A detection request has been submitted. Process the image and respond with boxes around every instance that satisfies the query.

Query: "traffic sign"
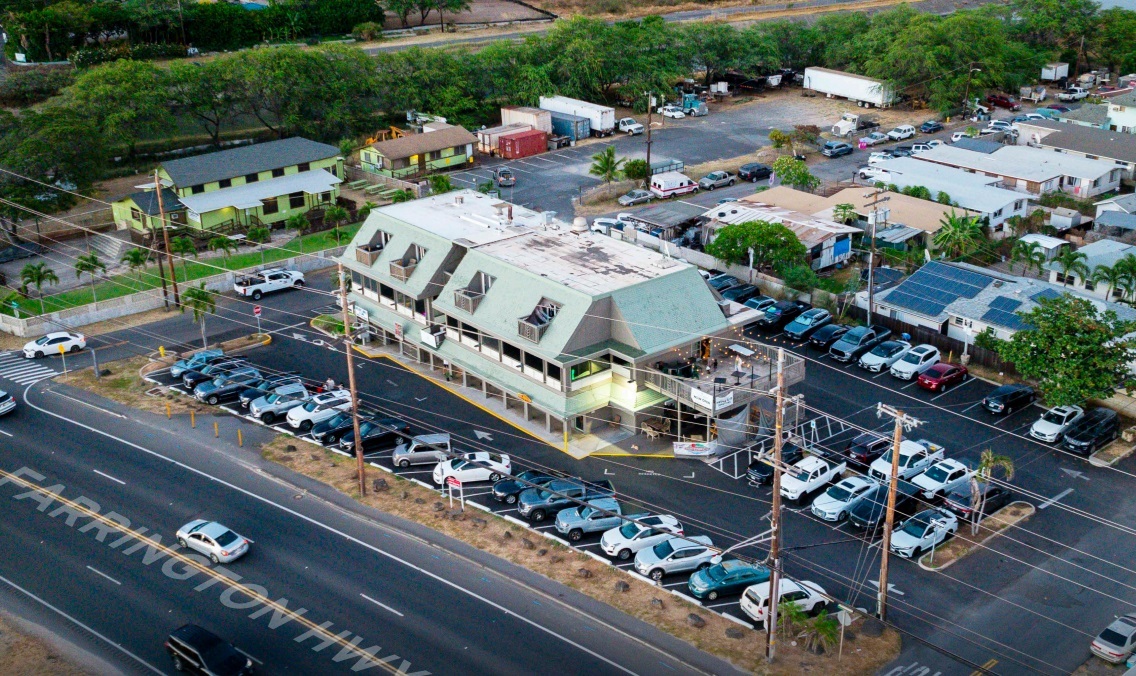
[446,476,461,488]
[253,305,262,316]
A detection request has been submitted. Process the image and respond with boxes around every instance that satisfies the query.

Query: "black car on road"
[982,383,1036,415]
[738,162,773,182]
[1062,407,1120,455]
[166,624,253,675]
[747,442,806,485]
[340,418,412,455]
[848,479,920,533]
[492,470,562,505]
[808,324,850,350]
[828,325,891,362]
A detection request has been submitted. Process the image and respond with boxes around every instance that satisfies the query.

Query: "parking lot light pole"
[876,404,922,622]
[766,348,785,662]
[338,262,366,497]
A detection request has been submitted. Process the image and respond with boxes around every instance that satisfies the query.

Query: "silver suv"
[633,534,715,581]
[391,433,452,467]
[248,382,309,424]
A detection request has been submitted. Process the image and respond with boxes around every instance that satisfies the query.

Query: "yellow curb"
[590,450,676,458]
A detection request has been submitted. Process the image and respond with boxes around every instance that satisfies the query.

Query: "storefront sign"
[673,441,718,458]
[690,387,734,412]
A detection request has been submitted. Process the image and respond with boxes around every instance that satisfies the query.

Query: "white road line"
[361,593,405,617]
[85,566,122,586]
[92,469,125,485]
[0,429,12,437]
[235,648,264,665]
[900,380,919,390]
[704,600,738,608]
[1038,488,1074,510]
[2,364,54,377]
[962,401,984,414]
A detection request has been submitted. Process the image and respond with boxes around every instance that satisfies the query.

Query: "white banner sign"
[673,441,718,458]
[690,387,734,412]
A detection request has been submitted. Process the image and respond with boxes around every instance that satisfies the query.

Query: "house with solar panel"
[869,260,1136,344]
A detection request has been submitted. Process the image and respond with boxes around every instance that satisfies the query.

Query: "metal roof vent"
[571,217,589,234]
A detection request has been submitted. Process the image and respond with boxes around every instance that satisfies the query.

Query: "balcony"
[517,317,550,343]
[454,288,484,313]
[390,259,417,282]
[355,243,384,266]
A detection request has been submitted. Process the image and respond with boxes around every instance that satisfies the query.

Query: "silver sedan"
[176,520,251,564]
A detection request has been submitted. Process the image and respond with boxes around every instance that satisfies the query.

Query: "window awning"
[177,169,341,214]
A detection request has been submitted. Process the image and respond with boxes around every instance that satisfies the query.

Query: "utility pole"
[876,404,922,622]
[766,348,785,662]
[962,64,981,117]
[863,188,889,327]
[338,263,367,497]
[645,91,655,174]
[152,171,170,309]
[155,170,180,308]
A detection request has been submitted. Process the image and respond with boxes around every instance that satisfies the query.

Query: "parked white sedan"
[889,509,957,558]
[23,331,86,358]
[1029,405,1084,443]
[285,389,352,431]
[658,105,686,119]
[811,476,877,522]
[432,451,511,485]
[176,520,251,564]
[858,340,911,373]
[600,515,683,560]
[911,458,973,501]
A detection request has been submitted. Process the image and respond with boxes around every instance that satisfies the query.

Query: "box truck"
[500,106,552,134]
[802,67,896,108]
[1041,62,1069,82]
[539,95,615,136]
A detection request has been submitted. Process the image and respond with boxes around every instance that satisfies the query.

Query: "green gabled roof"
[608,267,729,355]
[348,212,453,298]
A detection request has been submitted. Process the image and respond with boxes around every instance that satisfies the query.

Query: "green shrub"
[352,21,384,40]
[71,43,188,68]
[623,159,649,181]
[0,68,73,106]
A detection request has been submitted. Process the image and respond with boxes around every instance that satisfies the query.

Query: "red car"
[917,363,968,392]
[986,94,1021,111]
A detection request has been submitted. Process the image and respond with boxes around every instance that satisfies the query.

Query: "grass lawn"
[3,226,358,318]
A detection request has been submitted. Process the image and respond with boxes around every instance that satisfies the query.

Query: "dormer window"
[455,271,495,313]
[518,298,560,343]
[390,243,425,281]
[355,230,391,265]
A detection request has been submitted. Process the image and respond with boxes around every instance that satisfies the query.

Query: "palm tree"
[832,203,857,225]
[968,449,1015,535]
[1009,240,1042,275]
[74,252,107,305]
[1054,249,1089,288]
[1091,263,1128,301]
[1115,254,1136,301]
[933,211,986,259]
[120,248,149,288]
[285,213,308,252]
[799,611,841,655]
[208,236,237,266]
[324,205,350,245]
[246,226,271,266]
[20,262,59,316]
[182,283,217,349]
[1024,243,1048,277]
[589,146,625,183]
[169,236,197,281]
[357,201,378,220]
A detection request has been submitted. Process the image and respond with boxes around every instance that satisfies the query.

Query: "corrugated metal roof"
[161,138,339,188]
[370,126,476,161]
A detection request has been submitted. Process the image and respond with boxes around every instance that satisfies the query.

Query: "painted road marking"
[361,593,405,617]
[92,469,125,485]
[970,658,998,675]
[1038,488,1074,510]
[86,566,122,586]
[235,649,264,665]
[0,429,11,437]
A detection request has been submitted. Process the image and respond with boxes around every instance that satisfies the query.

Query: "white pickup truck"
[618,117,645,135]
[868,439,945,483]
[234,268,305,300]
[780,456,847,502]
[1057,87,1090,102]
[432,451,511,485]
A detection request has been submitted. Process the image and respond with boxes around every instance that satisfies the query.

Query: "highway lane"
[0,383,736,676]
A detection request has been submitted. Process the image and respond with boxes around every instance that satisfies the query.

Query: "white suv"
[600,516,683,561]
[859,165,891,181]
[890,344,940,380]
[887,125,916,141]
[285,389,352,431]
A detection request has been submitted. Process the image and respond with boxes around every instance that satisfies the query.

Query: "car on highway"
[166,624,254,675]
[634,534,715,581]
[916,362,968,392]
[844,432,893,469]
[687,559,770,601]
[237,373,304,409]
[1090,613,1136,663]
[821,141,854,157]
[943,481,1011,520]
[858,340,911,372]
[810,476,877,522]
[783,308,832,340]
[1029,404,1084,443]
[890,509,958,558]
[310,410,364,445]
[175,520,251,564]
[0,389,15,416]
[808,324,850,350]
[721,284,762,303]
[659,105,685,118]
[755,300,810,330]
[339,418,412,455]
[981,383,1036,415]
[600,515,683,560]
[859,131,889,146]
[1062,407,1120,455]
[491,470,560,504]
[847,480,921,532]
[829,325,891,362]
[285,389,352,431]
[182,358,250,390]
[890,344,940,380]
[618,189,653,207]
[986,93,1021,110]
[919,120,944,133]
[519,478,615,522]
[391,433,452,467]
[170,349,224,379]
[249,382,309,424]
[740,579,827,627]
[194,368,262,405]
[747,442,806,486]
[698,171,736,190]
[432,451,511,485]
[887,125,916,141]
[743,295,776,313]
[912,458,974,501]
[738,163,772,182]
[23,331,85,358]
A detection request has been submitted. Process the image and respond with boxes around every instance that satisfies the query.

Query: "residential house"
[1095,193,1136,219]
[1016,120,1136,180]
[913,143,1123,198]
[111,137,344,238]
[1107,91,1136,133]
[701,196,860,270]
[360,123,476,179]
[1017,233,1069,261]
[340,190,805,437]
[1056,103,1111,129]
[109,188,186,237]
[873,157,1029,235]
[1045,238,1136,301]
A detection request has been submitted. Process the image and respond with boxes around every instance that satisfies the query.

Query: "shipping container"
[501,106,552,134]
[477,123,530,155]
[539,95,616,136]
[802,67,896,108]
[549,111,592,142]
[499,129,548,159]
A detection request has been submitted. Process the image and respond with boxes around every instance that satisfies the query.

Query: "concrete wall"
[0,248,344,338]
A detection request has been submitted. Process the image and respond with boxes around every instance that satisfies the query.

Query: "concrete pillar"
[462,369,468,388]
[482,380,488,399]
[523,401,529,420]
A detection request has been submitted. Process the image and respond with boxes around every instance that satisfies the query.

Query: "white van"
[649,171,698,199]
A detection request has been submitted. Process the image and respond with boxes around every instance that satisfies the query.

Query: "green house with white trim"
[360,123,476,179]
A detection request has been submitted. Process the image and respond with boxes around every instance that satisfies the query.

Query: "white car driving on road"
[176,520,251,564]
[23,331,86,358]
[285,389,352,431]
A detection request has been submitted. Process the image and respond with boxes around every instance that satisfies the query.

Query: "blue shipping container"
[549,111,591,142]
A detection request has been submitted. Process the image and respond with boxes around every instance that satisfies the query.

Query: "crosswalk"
[0,352,61,385]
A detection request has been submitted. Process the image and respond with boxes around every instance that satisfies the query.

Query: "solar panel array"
[1031,288,1062,303]
[981,295,1031,330]
[988,296,1023,312]
[884,262,992,318]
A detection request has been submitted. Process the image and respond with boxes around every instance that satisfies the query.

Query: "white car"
[740,579,827,627]
[780,456,846,502]
[926,139,944,149]
[633,534,715,581]
[889,509,958,558]
[0,389,15,416]
[868,439,945,482]
[910,143,933,154]
[867,152,893,165]
[859,131,888,146]
[950,130,974,143]
[1029,405,1085,443]
[432,451,511,485]
[23,331,86,358]
[858,340,911,372]
[176,520,251,564]
[600,515,683,560]
[912,458,974,501]
[285,389,351,431]
[886,125,916,141]
[811,476,877,522]
[858,165,891,182]
[658,105,686,119]
[890,344,940,380]
[985,120,1015,133]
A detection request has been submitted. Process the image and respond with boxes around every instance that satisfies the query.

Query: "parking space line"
[704,600,738,608]
[235,649,264,666]
[900,380,919,390]
[962,401,984,413]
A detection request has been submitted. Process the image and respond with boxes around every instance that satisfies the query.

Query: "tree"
[428,174,453,195]
[67,60,173,158]
[1009,239,1042,275]
[437,0,472,29]
[832,203,857,224]
[1054,249,1089,287]
[324,204,350,245]
[780,264,818,293]
[208,235,236,263]
[589,146,625,183]
[995,294,1136,406]
[678,22,742,85]
[1091,263,1128,301]
[383,0,417,27]
[777,599,809,640]
[768,129,791,150]
[168,60,238,147]
[73,252,106,305]
[623,159,649,182]
[414,0,438,26]
[705,220,807,270]
[285,213,309,252]
[771,156,819,192]
[120,248,149,287]
[182,283,217,350]
[800,611,841,655]
[169,235,198,281]
[20,262,59,315]
[357,201,378,220]
[933,211,985,259]
[968,449,1015,535]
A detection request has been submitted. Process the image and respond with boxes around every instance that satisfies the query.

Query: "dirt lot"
[0,614,88,676]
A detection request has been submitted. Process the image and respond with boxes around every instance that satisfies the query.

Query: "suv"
[391,433,452,467]
[982,383,1035,415]
[890,344,939,380]
[844,432,895,469]
[237,373,303,409]
[821,141,854,157]
[181,358,249,390]
[721,284,762,303]
[747,442,806,485]
[165,624,253,675]
[986,93,1021,110]
[829,325,891,362]
[634,534,715,582]
[738,163,772,182]
[518,478,615,522]
[248,382,309,424]
[755,300,810,330]
[783,308,832,340]
[1061,407,1120,455]
[919,120,944,133]
[886,125,916,141]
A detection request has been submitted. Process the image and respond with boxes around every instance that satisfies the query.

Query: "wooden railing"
[517,317,549,343]
[454,288,484,313]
